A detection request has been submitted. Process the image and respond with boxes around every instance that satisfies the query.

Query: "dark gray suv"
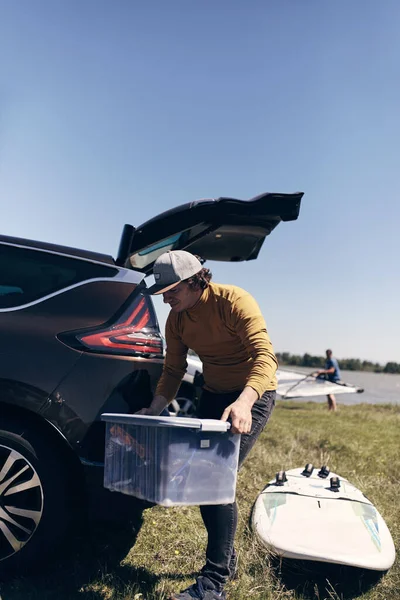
[0,192,302,575]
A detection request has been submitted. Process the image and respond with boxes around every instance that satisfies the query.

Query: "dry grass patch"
[0,401,399,599]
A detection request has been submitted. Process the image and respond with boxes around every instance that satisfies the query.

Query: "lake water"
[280,367,400,406]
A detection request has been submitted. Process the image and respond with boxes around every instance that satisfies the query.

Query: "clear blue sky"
[1,1,399,364]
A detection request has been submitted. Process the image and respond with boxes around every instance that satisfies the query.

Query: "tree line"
[276,352,400,374]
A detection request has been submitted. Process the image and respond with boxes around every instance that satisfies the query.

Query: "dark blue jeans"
[197,389,276,591]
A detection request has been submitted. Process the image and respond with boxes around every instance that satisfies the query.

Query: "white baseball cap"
[146,250,203,295]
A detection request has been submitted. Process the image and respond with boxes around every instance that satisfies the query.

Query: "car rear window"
[0,243,118,309]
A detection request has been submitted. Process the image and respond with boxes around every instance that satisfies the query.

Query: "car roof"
[0,234,116,266]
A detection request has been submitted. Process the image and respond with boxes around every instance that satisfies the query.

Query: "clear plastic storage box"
[101,413,241,506]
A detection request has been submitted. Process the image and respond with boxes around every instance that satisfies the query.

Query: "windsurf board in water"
[252,465,395,571]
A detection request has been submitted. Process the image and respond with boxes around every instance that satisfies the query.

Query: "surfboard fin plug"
[318,465,330,478]
[330,476,341,492]
[301,463,314,477]
[275,471,287,486]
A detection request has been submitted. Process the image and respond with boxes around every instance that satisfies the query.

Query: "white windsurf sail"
[277,368,364,399]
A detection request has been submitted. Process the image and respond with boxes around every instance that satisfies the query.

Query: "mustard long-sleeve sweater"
[155,282,278,402]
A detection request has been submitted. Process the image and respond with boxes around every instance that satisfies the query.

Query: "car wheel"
[0,424,71,576]
[168,396,197,417]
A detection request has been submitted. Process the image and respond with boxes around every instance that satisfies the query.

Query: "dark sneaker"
[170,576,226,600]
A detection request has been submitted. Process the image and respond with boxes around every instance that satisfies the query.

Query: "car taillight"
[76,295,164,358]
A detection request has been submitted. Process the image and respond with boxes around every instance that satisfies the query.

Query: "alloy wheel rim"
[0,444,43,561]
[171,397,196,417]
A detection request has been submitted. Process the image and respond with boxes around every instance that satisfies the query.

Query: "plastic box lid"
[101,413,231,433]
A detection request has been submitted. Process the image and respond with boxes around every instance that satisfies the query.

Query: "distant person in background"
[315,349,341,411]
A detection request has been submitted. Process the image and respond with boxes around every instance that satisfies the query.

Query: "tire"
[168,382,197,417]
[168,396,197,417]
[174,396,197,417]
[0,421,72,576]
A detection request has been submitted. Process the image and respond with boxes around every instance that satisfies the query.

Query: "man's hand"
[135,407,156,416]
[221,397,253,434]
[135,395,169,416]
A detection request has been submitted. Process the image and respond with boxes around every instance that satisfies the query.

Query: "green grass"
[2,402,400,600]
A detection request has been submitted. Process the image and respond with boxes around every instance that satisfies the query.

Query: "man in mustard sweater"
[140,250,277,600]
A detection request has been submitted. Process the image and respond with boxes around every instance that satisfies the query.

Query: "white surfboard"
[252,465,396,571]
[276,369,364,399]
